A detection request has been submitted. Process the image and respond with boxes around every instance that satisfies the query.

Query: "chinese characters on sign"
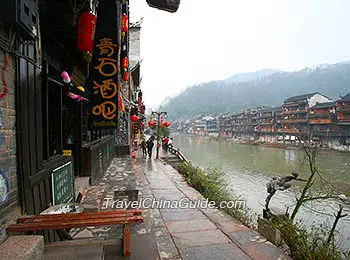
[51,162,74,205]
[89,0,122,129]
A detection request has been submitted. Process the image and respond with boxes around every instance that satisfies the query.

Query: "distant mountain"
[225,69,282,83]
[160,62,350,119]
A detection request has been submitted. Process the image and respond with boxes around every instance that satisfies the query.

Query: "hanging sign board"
[63,150,72,156]
[88,0,121,129]
[51,162,74,205]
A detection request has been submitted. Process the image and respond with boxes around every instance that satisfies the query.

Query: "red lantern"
[122,57,128,69]
[77,12,97,53]
[131,115,139,122]
[119,96,125,112]
[122,13,128,32]
[163,121,171,127]
[124,71,129,81]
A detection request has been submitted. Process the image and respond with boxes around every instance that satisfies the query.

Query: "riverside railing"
[167,146,191,164]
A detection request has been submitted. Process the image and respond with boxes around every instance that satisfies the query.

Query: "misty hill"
[160,62,350,119]
[225,69,282,83]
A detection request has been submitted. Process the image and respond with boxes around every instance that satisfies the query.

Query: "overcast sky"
[130,0,350,109]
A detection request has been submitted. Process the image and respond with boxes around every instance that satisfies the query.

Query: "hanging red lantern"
[122,13,128,32]
[77,12,97,53]
[122,57,129,69]
[131,115,139,122]
[124,71,129,81]
[163,121,171,127]
[119,96,125,112]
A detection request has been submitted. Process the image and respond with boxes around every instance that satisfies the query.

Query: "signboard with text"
[51,162,74,205]
[88,0,121,129]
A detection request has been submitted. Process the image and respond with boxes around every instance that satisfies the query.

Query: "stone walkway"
[140,156,290,260]
[57,151,291,259]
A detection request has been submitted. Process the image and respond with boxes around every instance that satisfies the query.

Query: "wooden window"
[42,62,63,159]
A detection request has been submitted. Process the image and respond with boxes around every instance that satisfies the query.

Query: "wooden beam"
[123,224,131,256]
[17,209,143,223]
[7,216,144,232]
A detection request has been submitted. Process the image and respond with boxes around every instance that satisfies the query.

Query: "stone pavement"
[141,156,290,260]
[57,152,291,260]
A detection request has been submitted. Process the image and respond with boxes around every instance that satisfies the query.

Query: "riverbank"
[165,145,350,259]
[175,132,350,155]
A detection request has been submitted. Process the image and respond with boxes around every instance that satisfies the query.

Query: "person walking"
[146,136,155,158]
[163,136,169,153]
[167,137,173,148]
[141,139,147,157]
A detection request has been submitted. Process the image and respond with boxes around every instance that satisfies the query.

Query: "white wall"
[308,93,331,107]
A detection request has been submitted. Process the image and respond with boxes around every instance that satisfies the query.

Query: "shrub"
[272,215,349,260]
[176,162,252,226]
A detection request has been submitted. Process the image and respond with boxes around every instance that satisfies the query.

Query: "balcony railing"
[309,119,332,124]
[282,109,308,115]
[311,130,350,137]
[282,119,308,123]
[276,128,299,134]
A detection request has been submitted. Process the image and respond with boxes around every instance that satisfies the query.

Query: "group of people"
[162,136,173,153]
[140,135,174,158]
[141,135,155,158]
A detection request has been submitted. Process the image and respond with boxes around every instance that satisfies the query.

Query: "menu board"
[51,162,74,206]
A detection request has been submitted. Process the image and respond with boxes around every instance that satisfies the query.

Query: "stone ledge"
[0,235,44,260]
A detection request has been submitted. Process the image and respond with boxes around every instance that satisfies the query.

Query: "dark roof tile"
[313,101,336,109]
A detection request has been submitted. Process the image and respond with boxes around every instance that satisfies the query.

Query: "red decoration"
[119,96,125,112]
[122,57,129,69]
[131,115,139,122]
[163,121,171,127]
[124,71,129,81]
[77,12,97,53]
[122,13,128,32]
[148,120,155,127]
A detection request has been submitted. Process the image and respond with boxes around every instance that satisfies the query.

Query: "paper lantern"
[61,71,71,83]
[131,115,139,122]
[77,12,97,53]
[124,71,129,81]
[122,13,128,32]
[119,96,125,112]
[122,57,128,69]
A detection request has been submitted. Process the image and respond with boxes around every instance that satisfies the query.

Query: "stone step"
[0,235,44,260]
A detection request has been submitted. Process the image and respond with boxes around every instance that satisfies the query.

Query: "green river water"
[173,134,350,249]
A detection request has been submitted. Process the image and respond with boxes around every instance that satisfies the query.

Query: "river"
[172,133,350,250]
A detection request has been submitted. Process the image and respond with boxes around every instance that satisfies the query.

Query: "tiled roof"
[338,93,350,103]
[313,101,336,109]
[285,92,319,102]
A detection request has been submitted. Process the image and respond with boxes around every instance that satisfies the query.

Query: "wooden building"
[308,101,336,138]
[259,107,282,133]
[0,0,136,243]
[335,94,350,140]
[219,114,233,138]
[282,92,330,136]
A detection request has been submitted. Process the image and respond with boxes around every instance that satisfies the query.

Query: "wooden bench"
[6,209,144,256]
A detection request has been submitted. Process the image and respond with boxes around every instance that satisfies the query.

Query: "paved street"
[45,151,290,259]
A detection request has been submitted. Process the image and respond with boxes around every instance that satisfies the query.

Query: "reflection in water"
[284,149,297,163]
[173,134,350,249]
